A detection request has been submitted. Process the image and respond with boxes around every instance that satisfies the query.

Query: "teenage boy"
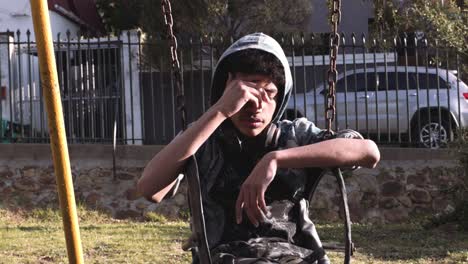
[138,33,380,263]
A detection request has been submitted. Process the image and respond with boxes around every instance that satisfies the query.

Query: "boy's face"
[230,73,279,137]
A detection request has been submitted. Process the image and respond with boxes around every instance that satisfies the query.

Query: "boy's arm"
[274,138,380,169]
[137,107,227,201]
[138,74,265,201]
[236,138,380,226]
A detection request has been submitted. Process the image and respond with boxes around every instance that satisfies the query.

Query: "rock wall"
[310,161,461,223]
[0,145,462,223]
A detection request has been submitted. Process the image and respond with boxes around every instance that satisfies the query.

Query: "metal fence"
[0,30,466,148]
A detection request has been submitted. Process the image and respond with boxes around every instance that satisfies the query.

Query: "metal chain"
[161,0,186,130]
[161,3,212,262]
[325,0,341,137]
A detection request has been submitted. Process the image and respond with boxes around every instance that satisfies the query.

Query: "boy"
[138,33,380,263]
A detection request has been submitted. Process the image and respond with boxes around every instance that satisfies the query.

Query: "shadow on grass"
[3,204,466,262]
[1,202,118,223]
[1,198,186,223]
[80,224,188,233]
[317,223,468,262]
[0,226,57,232]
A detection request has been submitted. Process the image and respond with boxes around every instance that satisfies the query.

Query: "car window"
[336,75,350,92]
[377,72,449,91]
[396,72,418,90]
[336,73,378,93]
[377,72,412,91]
[378,72,397,91]
[342,71,450,92]
[416,73,448,89]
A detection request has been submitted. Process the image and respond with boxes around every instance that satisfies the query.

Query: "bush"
[427,128,468,230]
[371,0,468,83]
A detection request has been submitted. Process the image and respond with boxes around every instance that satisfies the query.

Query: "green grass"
[0,207,467,264]
[0,207,191,264]
[319,222,468,263]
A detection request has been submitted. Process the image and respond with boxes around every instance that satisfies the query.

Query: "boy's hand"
[235,152,277,227]
[214,73,269,118]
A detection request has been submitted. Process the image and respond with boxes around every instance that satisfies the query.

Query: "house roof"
[48,0,105,36]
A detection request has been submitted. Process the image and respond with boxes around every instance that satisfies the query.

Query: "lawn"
[0,207,467,264]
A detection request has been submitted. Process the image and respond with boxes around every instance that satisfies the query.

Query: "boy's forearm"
[272,138,380,169]
[138,106,227,200]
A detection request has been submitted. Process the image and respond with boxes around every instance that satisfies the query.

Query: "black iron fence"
[0,30,466,148]
[0,30,125,144]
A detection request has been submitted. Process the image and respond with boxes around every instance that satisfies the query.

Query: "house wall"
[0,29,142,144]
[0,0,80,38]
[306,0,374,41]
[0,2,78,124]
[0,34,15,122]
[0,144,462,223]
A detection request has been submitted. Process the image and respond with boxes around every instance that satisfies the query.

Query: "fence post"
[121,30,142,145]
[0,34,12,140]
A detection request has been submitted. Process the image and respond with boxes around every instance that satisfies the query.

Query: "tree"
[96,0,313,67]
[370,0,467,84]
[427,131,468,231]
[400,1,467,52]
[96,0,143,33]
[97,0,312,39]
[369,0,467,52]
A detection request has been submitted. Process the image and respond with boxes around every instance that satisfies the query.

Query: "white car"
[285,66,468,148]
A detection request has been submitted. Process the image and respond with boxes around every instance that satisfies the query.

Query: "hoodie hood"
[210,32,292,123]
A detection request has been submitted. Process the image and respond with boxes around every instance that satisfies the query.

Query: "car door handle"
[410,93,417,96]
[359,95,370,99]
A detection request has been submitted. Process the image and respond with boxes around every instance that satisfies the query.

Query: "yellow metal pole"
[29,1,84,263]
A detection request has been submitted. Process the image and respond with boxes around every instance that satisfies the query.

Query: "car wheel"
[413,118,451,149]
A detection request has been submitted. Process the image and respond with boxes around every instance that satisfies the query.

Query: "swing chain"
[325,0,341,138]
[161,0,187,130]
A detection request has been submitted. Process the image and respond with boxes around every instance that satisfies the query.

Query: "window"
[416,73,448,89]
[396,72,417,90]
[378,72,397,91]
[336,73,378,92]
[336,75,349,92]
[374,72,412,90]
[377,72,448,91]
[342,71,452,92]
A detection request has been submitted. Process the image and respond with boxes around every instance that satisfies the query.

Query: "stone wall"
[0,144,462,223]
[310,161,460,223]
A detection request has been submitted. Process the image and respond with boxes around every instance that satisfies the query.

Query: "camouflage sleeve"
[284,117,326,147]
[335,128,364,140]
[279,119,364,171]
